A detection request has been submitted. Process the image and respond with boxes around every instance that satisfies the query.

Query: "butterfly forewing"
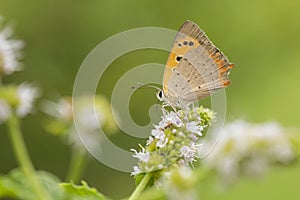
[163,20,234,106]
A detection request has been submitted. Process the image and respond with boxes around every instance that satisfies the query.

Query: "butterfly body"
[161,20,234,108]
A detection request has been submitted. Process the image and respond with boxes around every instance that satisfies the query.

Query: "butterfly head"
[156,89,165,102]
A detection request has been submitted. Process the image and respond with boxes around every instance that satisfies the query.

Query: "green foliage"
[60,181,107,200]
[0,168,63,200]
[0,168,109,200]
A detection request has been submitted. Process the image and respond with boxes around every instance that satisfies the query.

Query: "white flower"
[131,166,142,176]
[156,137,168,148]
[131,148,150,162]
[189,134,198,142]
[42,95,118,153]
[163,111,182,127]
[41,98,72,121]
[131,106,214,176]
[180,145,197,163]
[146,136,154,145]
[0,99,11,123]
[151,128,168,148]
[186,121,203,136]
[151,128,163,138]
[0,21,24,75]
[16,83,39,117]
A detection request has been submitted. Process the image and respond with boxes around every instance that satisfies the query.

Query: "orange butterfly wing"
[163,20,234,106]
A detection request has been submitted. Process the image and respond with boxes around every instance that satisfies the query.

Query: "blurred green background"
[0,0,299,199]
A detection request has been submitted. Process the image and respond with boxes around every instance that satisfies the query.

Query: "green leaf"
[60,181,107,200]
[0,168,63,200]
[0,169,108,200]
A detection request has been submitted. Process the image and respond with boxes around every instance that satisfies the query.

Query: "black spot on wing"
[176,56,182,62]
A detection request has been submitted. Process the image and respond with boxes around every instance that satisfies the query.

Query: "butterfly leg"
[170,104,177,112]
[162,102,177,112]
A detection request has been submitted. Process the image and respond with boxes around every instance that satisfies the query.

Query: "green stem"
[66,147,87,183]
[6,113,51,200]
[128,173,152,200]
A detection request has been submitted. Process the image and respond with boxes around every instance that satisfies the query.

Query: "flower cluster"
[0,18,38,124]
[0,83,39,123]
[42,95,118,149]
[202,120,296,184]
[131,106,214,176]
[0,18,24,76]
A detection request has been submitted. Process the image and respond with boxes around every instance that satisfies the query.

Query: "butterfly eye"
[156,90,164,101]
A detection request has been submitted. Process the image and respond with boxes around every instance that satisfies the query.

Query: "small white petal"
[41,98,72,120]
[0,99,11,123]
[180,146,196,163]
[131,166,141,176]
[151,129,162,138]
[146,136,154,145]
[186,121,203,136]
[16,83,39,117]
[133,151,150,162]
[178,131,185,137]
[163,111,182,127]
[157,137,168,148]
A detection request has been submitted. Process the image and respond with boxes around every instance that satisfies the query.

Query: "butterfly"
[156,20,234,108]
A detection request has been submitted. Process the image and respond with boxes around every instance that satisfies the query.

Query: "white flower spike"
[0,18,24,76]
[131,106,214,177]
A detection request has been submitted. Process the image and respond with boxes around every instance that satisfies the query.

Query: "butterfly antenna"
[131,83,161,91]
